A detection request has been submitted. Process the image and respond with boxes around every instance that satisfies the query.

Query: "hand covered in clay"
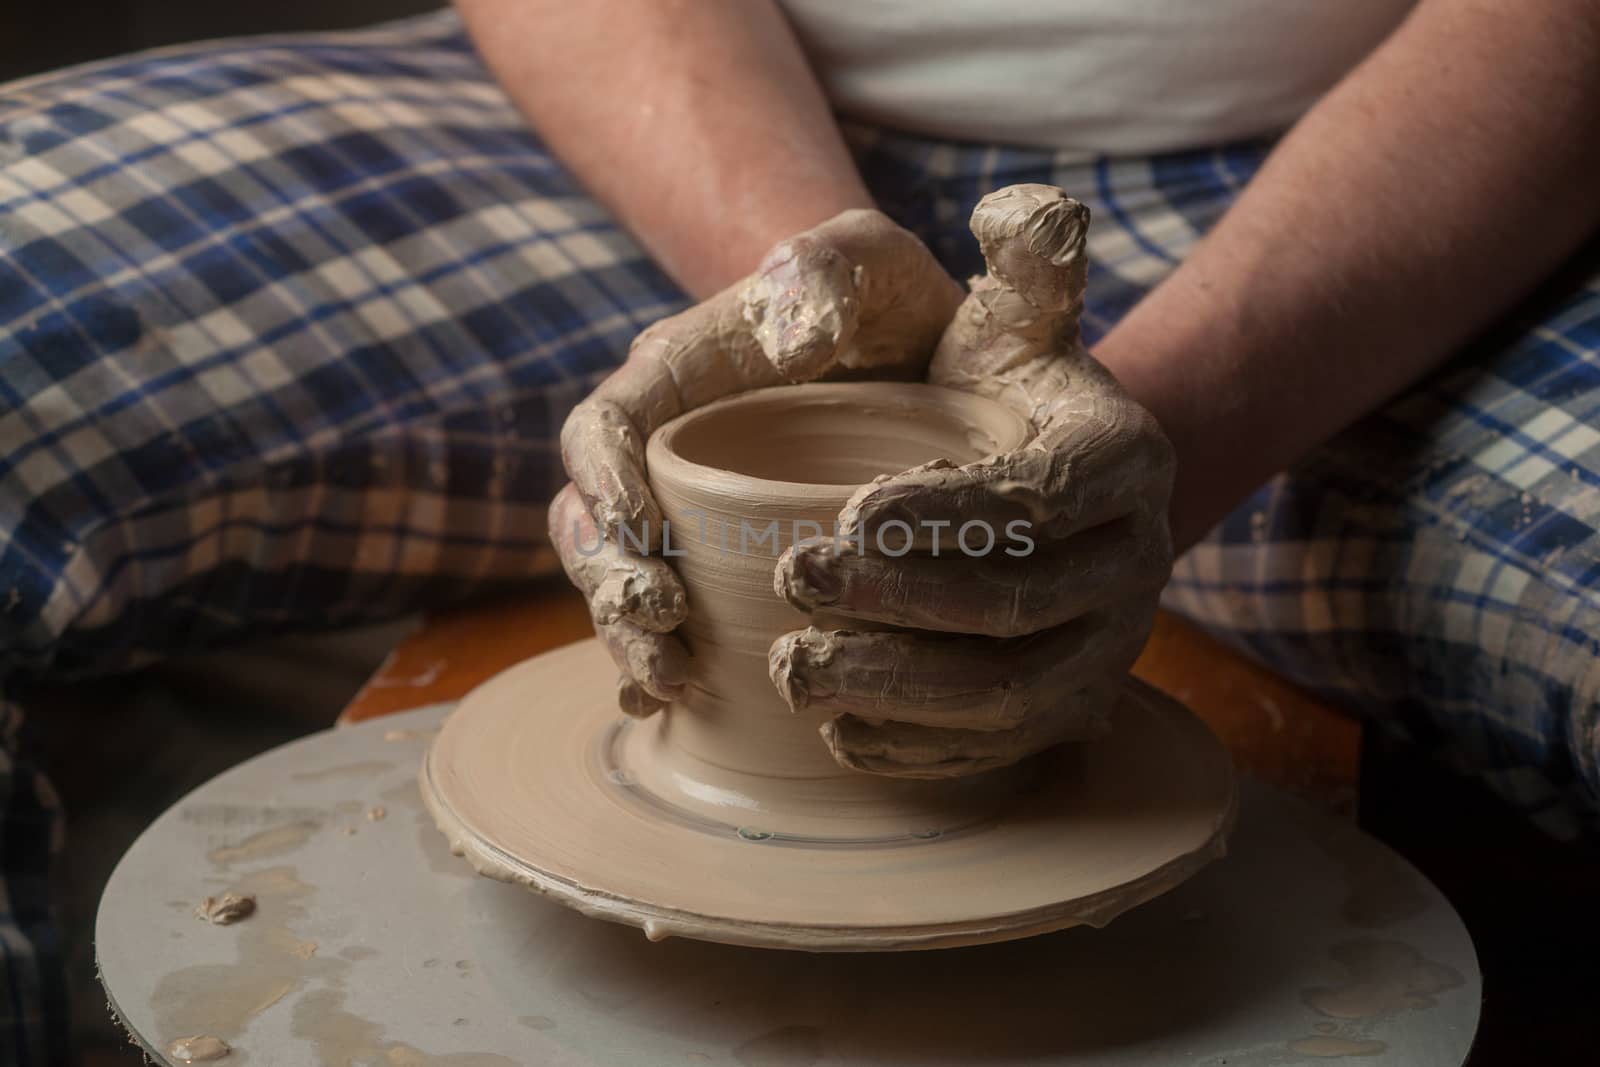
[551,209,963,715]
[770,185,1175,778]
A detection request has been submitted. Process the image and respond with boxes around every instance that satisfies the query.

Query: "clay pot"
[425,381,1235,947]
[619,381,1033,840]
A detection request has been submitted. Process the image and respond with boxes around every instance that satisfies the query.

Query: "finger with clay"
[772,184,1176,778]
[554,209,962,716]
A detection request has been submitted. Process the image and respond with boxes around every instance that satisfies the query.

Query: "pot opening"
[666,385,1011,488]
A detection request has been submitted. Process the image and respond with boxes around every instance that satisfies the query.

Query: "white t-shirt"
[780,0,1416,155]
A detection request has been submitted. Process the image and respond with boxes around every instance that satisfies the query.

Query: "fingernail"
[800,548,844,605]
[768,632,810,711]
[818,717,848,760]
[768,629,839,711]
[848,491,917,540]
[617,678,667,719]
[625,637,688,699]
[781,544,843,608]
[819,716,874,773]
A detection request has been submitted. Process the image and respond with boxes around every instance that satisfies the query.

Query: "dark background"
[1,1,442,83]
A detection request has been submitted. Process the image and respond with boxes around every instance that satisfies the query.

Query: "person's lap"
[0,14,685,691]
[860,133,1600,838]
[2,9,1598,1058]
[1167,254,1600,840]
[0,15,684,1058]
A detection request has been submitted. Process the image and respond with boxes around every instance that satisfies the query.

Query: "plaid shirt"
[2,10,1598,1061]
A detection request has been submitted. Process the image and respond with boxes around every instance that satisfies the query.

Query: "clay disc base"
[421,639,1238,951]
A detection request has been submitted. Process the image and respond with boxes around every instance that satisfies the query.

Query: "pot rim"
[645,380,1033,497]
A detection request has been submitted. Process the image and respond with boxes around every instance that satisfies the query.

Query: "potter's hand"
[772,185,1175,778]
[553,209,961,714]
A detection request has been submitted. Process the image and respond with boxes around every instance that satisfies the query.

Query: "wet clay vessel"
[423,382,1237,950]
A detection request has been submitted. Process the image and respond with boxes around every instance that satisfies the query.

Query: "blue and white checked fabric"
[1,9,1598,1059]
[1166,253,1600,842]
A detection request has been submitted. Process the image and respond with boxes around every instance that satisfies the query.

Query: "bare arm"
[1096,0,1600,550]
[483,5,960,719]
[453,0,872,299]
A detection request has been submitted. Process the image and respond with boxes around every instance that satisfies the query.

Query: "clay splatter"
[1304,938,1463,1019]
[194,893,256,925]
[290,988,515,1067]
[151,867,320,1050]
[166,1034,230,1062]
[1288,1035,1386,1057]
[208,822,320,866]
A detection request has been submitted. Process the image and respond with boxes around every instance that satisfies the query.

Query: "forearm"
[454,0,872,298]
[1096,0,1600,550]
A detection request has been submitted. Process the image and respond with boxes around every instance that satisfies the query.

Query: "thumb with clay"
[771,184,1177,777]
[552,208,962,715]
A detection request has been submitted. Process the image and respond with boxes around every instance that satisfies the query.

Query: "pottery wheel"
[97,702,1480,1066]
[421,639,1237,951]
